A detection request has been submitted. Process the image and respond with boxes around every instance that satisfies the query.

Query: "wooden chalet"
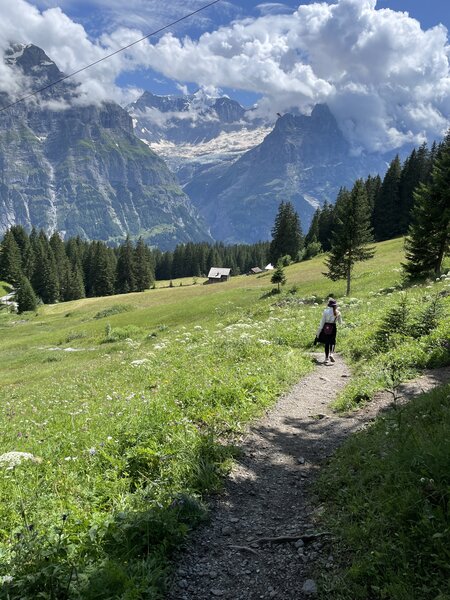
[207,267,231,283]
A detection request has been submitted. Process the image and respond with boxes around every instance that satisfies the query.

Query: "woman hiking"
[316,298,342,364]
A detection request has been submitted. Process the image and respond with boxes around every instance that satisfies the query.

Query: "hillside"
[0,238,449,598]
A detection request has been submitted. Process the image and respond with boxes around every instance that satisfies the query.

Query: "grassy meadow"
[0,237,449,598]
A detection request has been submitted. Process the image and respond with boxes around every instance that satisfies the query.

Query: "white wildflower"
[0,451,41,468]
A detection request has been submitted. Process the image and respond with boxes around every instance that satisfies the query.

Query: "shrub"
[94,304,132,319]
[103,324,144,343]
[374,293,411,350]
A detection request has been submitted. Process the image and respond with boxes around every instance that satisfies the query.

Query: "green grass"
[0,237,449,598]
[0,281,13,296]
[0,267,316,598]
[316,384,450,600]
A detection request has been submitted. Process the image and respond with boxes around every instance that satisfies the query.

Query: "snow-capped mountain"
[127,90,272,184]
[129,93,391,244]
[0,44,212,249]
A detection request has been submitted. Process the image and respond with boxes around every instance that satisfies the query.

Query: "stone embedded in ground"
[302,579,317,594]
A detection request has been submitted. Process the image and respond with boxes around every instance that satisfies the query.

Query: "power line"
[0,0,222,113]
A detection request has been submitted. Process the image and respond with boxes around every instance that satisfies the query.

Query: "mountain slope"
[184,105,389,243]
[0,44,211,249]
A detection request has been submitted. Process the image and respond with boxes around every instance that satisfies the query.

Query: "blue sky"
[25,0,450,102]
[0,0,449,152]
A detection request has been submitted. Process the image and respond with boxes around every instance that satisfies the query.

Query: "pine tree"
[0,230,23,285]
[403,131,450,279]
[115,235,136,294]
[16,275,38,313]
[372,155,402,241]
[317,201,336,251]
[269,201,303,264]
[134,237,153,291]
[271,262,287,292]
[91,242,115,297]
[324,180,375,295]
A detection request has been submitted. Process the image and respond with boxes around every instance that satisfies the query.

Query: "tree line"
[1,132,448,310]
[0,227,271,312]
[303,140,440,255]
[269,133,449,294]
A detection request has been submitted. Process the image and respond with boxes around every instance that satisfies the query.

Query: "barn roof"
[207,267,231,279]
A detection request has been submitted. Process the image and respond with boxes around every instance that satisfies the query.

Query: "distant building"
[247,267,263,275]
[207,267,231,283]
[264,263,274,271]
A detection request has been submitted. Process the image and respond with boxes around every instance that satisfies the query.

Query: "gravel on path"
[167,356,450,600]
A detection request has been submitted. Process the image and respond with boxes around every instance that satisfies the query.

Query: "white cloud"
[0,0,449,151]
[133,0,450,151]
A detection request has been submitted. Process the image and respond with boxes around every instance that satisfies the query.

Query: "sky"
[0,0,449,153]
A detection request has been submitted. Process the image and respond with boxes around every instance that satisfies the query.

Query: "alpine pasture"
[1,237,449,599]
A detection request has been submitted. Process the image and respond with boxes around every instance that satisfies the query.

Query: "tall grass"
[316,384,450,600]
[0,279,316,597]
[0,237,449,597]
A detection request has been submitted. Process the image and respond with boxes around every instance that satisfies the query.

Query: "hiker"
[316,298,342,364]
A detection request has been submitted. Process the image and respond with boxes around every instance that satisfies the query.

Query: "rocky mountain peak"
[0,44,211,249]
[5,43,64,86]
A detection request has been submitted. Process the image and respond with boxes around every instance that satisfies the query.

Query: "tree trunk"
[346,264,351,296]
[434,234,448,277]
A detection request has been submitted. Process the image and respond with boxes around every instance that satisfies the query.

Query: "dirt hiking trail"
[168,354,450,600]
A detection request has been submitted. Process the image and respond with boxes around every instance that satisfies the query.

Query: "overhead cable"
[0,0,222,113]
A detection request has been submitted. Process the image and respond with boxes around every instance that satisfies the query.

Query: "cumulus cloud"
[0,0,449,151]
[134,0,450,151]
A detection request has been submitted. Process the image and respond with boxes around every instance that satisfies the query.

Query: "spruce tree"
[16,275,37,313]
[271,262,287,292]
[364,174,382,212]
[134,237,153,291]
[30,231,60,304]
[324,180,375,295]
[91,242,115,297]
[398,144,431,234]
[0,230,23,285]
[50,232,70,301]
[269,201,303,264]
[317,201,336,251]
[403,131,450,279]
[65,264,86,301]
[172,244,186,280]
[372,155,402,241]
[10,225,30,266]
[115,235,136,294]
[304,209,321,247]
